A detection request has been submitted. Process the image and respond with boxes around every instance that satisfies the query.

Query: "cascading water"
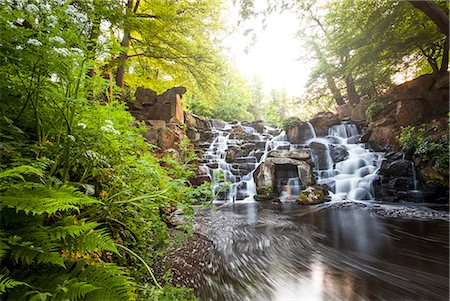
[202,120,384,203]
[308,122,384,201]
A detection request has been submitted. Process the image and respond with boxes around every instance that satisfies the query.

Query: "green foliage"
[399,124,449,171]
[281,117,299,131]
[365,102,384,122]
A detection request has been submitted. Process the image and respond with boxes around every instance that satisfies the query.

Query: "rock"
[185,113,209,129]
[309,141,330,170]
[142,128,159,146]
[225,145,241,163]
[251,120,265,133]
[337,104,353,119]
[190,166,211,187]
[135,87,157,104]
[380,159,412,178]
[129,86,186,124]
[298,186,325,205]
[309,112,340,136]
[263,157,315,187]
[350,99,370,122]
[145,119,166,129]
[210,119,227,129]
[360,127,372,143]
[285,118,316,144]
[329,144,349,163]
[253,161,275,196]
[229,124,244,140]
[158,126,183,150]
[186,127,200,142]
[267,149,311,160]
[346,135,361,144]
[368,123,400,151]
[387,177,413,191]
[395,97,423,126]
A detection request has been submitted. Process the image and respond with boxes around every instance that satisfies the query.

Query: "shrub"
[399,124,449,171]
[365,102,384,122]
[281,117,299,131]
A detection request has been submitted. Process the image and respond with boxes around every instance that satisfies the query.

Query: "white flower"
[105,120,113,125]
[49,36,65,45]
[27,39,42,47]
[53,47,70,56]
[53,0,66,5]
[6,21,16,28]
[68,134,75,142]
[47,15,57,27]
[16,18,24,25]
[101,123,120,135]
[65,5,77,16]
[15,45,24,50]
[76,122,87,129]
[39,3,51,12]
[71,47,84,56]
[25,4,39,14]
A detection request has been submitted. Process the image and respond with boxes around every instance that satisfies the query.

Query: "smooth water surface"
[194,202,449,301]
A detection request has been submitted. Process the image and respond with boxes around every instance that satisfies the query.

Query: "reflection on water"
[194,202,449,301]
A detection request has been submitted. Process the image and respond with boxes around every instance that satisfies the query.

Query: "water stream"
[196,120,449,301]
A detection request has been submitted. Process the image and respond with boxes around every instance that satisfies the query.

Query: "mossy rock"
[298,186,325,205]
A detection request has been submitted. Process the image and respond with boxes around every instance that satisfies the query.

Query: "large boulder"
[350,97,371,122]
[285,118,316,144]
[225,145,242,163]
[267,149,311,160]
[337,104,353,119]
[158,124,185,150]
[395,97,424,126]
[329,144,349,163]
[253,161,275,196]
[309,112,340,136]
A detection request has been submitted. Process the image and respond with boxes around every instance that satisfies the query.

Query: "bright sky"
[223,2,312,97]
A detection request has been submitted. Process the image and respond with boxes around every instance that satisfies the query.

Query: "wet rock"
[268,149,311,160]
[380,159,412,178]
[298,186,325,205]
[285,118,316,144]
[229,124,244,140]
[329,144,349,163]
[254,161,275,196]
[225,145,241,163]
[142,128,159,146]
[210,119,227,129]
[346,135,360,144]
[186,127,200,142]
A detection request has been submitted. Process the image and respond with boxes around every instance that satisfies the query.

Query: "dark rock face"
[329,144,349,163]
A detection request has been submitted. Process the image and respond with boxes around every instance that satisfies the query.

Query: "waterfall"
[310,122,383,201]
[411,161,419,190]
[202,120,384,203]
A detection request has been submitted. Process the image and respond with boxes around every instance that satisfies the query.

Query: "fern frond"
[64,280,99,301]
[62,228,118,257]
[72,262,137,301]
[0,274,29,295]
[49,218,100,240]
[1,185,99,216]
[0,231,10,260]
[0,165,43,181]
[7,235,65,267]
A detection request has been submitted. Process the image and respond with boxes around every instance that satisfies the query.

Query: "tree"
[249,76,265,120]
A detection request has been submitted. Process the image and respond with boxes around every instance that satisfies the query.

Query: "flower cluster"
[101,120,121,135]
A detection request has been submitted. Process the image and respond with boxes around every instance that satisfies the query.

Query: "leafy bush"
[365,102,384,122]
[399,124,449,171]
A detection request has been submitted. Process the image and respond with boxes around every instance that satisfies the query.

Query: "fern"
[62,228,118,257]
[0,274,29,295]
[1,185,99,215]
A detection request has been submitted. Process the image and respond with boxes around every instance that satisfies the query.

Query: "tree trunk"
[439,35,449,74]
[326,76,345,106]
[345,75,360,105]
[408,1,449,36]
[116,0,136,101]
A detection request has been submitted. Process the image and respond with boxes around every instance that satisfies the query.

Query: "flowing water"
[197,121,449,300]
[194,202,449,301]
